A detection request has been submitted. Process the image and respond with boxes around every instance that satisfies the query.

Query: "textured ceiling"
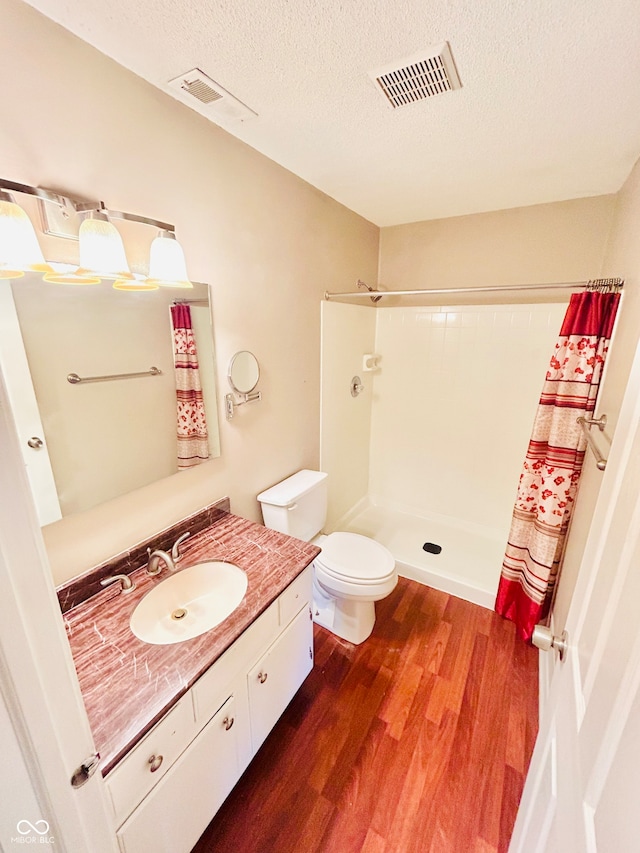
[22,0,640,226]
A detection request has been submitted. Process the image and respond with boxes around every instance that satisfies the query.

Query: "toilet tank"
[257,470,328,542]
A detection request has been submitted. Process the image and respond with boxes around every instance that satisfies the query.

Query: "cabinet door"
[117,696,240,853]
[248,604,313,753]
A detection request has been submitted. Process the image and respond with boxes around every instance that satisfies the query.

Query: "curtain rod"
[324,278,624,301]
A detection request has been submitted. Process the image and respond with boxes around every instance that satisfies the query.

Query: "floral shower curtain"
[495,283,621,642]
[170,304,209,469]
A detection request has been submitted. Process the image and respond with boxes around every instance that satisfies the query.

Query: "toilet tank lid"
[257,470,328,507]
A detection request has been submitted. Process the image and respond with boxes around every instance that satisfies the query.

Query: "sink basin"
[130,561,248,645]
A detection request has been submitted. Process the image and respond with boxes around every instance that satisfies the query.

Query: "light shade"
[0,196,54,279]
[146,230,193,288]
[77,211,134,281]
[113,276,159,291]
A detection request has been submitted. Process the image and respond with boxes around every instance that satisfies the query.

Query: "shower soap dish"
[362,354,381,372]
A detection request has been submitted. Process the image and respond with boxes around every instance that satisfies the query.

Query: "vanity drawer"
[106,694,195,827]
[279,565,312,627]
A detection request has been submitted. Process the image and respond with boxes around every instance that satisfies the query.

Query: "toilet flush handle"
[286,503,298,511]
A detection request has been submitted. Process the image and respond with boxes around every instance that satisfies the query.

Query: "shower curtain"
[170,304,209,469]
[495,285,621,642]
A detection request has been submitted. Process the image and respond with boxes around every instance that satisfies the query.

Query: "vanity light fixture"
[0,178,192,290]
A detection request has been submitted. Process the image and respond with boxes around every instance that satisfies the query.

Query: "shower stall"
[320,293,568,609]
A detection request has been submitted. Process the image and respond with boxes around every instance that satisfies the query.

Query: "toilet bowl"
[311,531,397,643]
[257,470,397,645]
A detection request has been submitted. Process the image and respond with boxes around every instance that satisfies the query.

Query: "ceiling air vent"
[167,68,257,122]
[369,42,462,109]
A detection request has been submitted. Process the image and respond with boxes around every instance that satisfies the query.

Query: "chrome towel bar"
[577,414,608,471]
[67,366,162,385]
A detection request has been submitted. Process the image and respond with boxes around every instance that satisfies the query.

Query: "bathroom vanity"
[58,504,319,853]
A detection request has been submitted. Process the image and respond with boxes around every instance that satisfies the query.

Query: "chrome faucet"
[100,574,135,593]
[146,549,175,576]
[146,532,191,577]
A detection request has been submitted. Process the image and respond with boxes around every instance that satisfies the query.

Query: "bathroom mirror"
[228,350,260,395]
[0,273,221,521]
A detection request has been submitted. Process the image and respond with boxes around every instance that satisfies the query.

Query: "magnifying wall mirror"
[228,350,260,395]
[225,351,261,420]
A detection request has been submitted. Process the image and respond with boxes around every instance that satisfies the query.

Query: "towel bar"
[67,366,162,385]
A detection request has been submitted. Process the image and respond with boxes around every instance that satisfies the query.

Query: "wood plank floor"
[192,578,539,853]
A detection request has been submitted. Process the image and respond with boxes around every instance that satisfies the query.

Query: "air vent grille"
[180,77,223,105]
[167,68,257,122]
[370,42,461,109]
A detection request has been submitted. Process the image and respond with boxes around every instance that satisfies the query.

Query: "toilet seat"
[315,532,396,585]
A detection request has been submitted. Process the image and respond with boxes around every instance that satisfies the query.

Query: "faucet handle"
[171,532,191,561]
[100,574,135,593]
[146,547,162,576]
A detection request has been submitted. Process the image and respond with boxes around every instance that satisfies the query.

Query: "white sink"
[130,561,248,645]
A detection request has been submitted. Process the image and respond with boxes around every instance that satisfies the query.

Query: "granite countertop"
[62,511,319,776]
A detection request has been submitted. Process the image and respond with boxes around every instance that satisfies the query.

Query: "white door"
[0,280,61,524]
[510,335,640,852]
[0,362,117,851]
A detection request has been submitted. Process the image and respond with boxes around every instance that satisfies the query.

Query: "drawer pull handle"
[258,671,268,684]
[148,754,164,773]
[223,715,234,731]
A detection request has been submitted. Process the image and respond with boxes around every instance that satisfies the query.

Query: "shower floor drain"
[423,542,442,555]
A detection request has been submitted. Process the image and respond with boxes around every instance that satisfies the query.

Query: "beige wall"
[1,0,378,583]
[379,196,616,291]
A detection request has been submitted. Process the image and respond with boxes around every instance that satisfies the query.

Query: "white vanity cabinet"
[116,696,240,853]
[109,565,313,853]
[248,604,314,752]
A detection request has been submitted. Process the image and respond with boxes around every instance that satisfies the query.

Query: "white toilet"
[257,470,397,644]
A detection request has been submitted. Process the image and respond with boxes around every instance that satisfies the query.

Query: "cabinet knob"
[223,715,234,731]
[148,754,163,773]
[27,436,44,449]
[257,671,268,684]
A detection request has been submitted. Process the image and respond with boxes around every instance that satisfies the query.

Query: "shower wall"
[320,301,375,530]
[320,299,568,602]
[369,302,568,538]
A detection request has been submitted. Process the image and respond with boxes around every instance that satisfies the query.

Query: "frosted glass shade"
[0,198,53,278]
[77,214,133,280]
[146,231,193,288]
[113,276,159,291]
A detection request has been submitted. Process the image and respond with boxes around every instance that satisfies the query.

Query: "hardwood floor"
[192,578,539,853]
